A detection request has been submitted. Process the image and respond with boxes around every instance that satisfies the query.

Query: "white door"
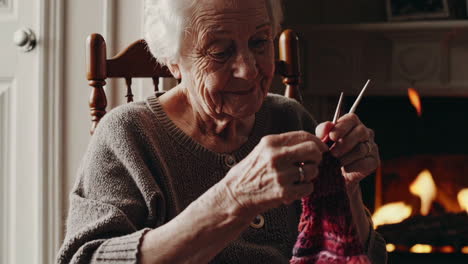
[1,0,40,263]
[1,0,60,263]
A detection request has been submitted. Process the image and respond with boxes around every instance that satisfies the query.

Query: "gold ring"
[298,164,305,183]
[364,141,372,156]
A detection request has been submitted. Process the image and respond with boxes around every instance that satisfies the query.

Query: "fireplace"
[291,20,468,263]
[345,94,468,263]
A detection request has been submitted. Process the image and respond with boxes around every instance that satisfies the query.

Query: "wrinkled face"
[177,0,275,120]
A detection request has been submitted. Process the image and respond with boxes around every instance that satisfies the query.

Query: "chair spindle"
[152,77,159,92]
[87,34,108,135]
[125,77,134,103]
[279,29,302,104]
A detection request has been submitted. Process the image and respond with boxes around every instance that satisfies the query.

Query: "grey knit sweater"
[57,94,387,264]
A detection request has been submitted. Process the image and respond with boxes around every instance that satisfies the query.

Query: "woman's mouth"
[223,87,255,96]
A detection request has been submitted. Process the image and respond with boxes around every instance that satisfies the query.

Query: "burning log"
[376,212,468,250]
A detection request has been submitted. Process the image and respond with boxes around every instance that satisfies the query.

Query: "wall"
[283,0,386,25]
[282,1,468,123]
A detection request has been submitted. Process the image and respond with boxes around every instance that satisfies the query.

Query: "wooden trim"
[4,79,17,264]
[0,80,12,264]
[37,0,64,263]
[102,0,117,109]
[103,0,115,57]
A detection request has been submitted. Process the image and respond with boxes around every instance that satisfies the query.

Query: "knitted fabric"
[290,152,371,264]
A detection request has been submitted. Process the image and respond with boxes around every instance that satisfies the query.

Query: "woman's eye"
[250,39,269,51]
[209,47,234,61]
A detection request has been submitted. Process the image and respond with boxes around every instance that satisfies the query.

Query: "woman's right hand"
[221,130,328,217]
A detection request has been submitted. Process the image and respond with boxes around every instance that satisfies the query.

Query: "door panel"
[1,0,40,263]
[0,80,12,264]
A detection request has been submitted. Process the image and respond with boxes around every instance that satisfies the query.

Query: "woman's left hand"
[315,113,380,187]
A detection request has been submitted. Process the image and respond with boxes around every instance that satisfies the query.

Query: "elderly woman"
[57,0,387,263]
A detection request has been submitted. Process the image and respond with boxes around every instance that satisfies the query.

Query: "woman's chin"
[222,89,265,118]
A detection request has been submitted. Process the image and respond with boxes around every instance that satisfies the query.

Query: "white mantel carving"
[293,20,468,97]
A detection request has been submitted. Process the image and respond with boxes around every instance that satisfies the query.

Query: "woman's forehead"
[195,0,266,9]
[191,0,270,30]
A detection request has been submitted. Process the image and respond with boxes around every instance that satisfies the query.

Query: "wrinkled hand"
[316,113,380,187]
[222,131,328,216]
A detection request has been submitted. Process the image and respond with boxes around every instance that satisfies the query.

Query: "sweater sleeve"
[57,105,165,264]
[364,208,388,264]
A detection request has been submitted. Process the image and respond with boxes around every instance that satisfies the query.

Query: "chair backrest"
[86,29,302,134]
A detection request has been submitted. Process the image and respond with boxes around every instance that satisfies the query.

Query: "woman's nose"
[232,50,258,80]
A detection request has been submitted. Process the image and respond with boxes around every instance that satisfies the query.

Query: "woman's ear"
[166,63,182,80]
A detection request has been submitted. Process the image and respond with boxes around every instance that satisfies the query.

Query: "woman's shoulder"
[263,93,309,120]
[92,100,156,139]
[264,93,303,110]
[263,93,317,132]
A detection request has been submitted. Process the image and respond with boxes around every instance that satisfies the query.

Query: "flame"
[372,202,412,228]
[409,169,436,216]
[410,244,433,253]
[462,246,468,254]
[439,246,454,253]
[408,88,422,116]
[386,244,396,252]
[457,189,468,213]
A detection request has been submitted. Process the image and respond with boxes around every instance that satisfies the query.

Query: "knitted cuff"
[363,207,374,251]
[364,208,388,263]
[92,228,152,263]
[366,230,388,264]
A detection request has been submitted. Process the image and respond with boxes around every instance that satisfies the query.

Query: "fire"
[410,244,433,253]
[408,88,422,116]
[386,244,396,252]
[372,202,412,228]
[439,246,455,253]
[457,189,468,213]
[409,169,436,216]
[462,246,468,254]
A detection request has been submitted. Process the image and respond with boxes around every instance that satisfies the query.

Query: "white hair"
[144,0,283,65]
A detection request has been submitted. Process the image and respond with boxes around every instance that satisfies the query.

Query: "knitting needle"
[349,79,371,114]
[332,92,344,124]
[322,79,370,147]
[322,92,344,147]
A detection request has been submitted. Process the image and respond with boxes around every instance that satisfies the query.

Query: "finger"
[342,156,379,183]
[328,113,361,142]
[291,182,315,199]
[339,141,372,167]
[301,163,319,183]
[331,125,371,158]
[278,163,319,185]
[277,140,324,167]
[283,182,315,204]
[262,131,329,152]
[260,131,312,148]
[315,121,335,141]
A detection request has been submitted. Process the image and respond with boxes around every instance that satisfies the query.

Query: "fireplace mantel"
[292,20,468,97]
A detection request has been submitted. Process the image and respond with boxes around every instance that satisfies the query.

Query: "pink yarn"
[290,153,371,264]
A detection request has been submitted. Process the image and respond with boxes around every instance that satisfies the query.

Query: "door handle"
[13,28,37,52]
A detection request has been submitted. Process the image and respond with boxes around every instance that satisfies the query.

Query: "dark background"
[391,0,446,16]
